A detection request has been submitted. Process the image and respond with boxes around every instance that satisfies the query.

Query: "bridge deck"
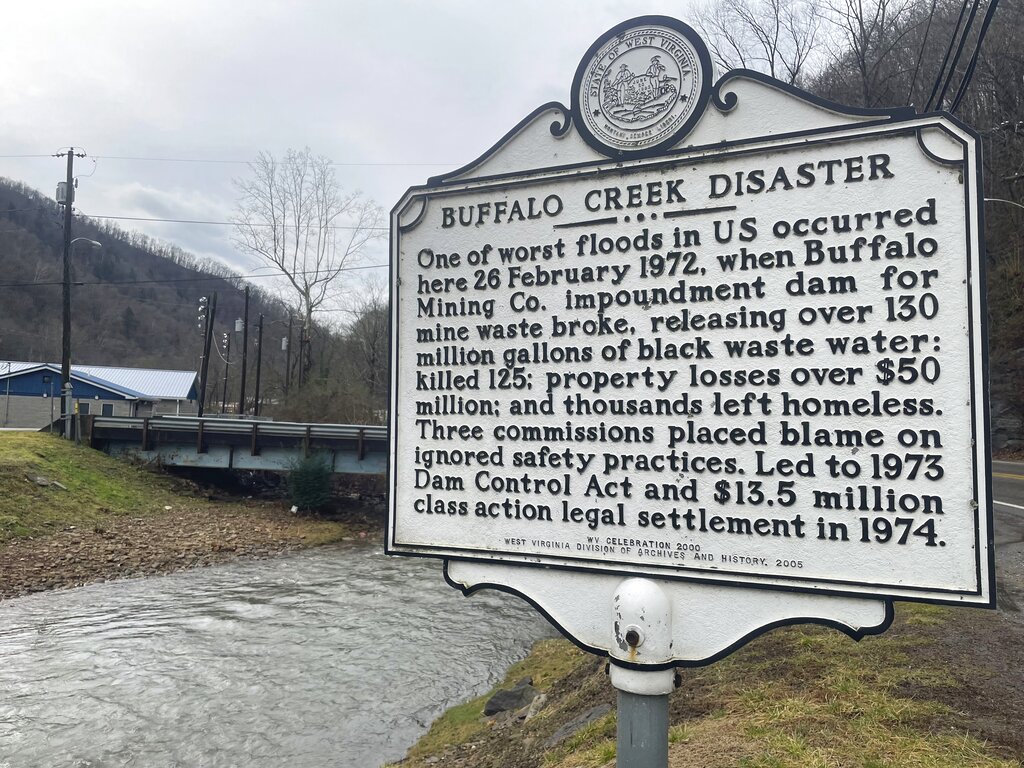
[86,416,388,474]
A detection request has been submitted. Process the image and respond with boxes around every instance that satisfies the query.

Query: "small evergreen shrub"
[289,456,333,511]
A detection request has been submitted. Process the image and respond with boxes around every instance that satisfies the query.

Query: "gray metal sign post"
[617,690,669,767]
[608,579,675,767]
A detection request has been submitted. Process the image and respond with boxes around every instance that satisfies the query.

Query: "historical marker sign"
[388,16,993,623]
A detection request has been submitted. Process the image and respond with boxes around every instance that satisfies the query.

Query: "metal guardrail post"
[196,420,206,454]
[250,423,260,456]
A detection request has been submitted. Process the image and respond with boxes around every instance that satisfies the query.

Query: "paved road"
[994,460,1024,546]
[993,460,1024,614]
[994,460,1024,510]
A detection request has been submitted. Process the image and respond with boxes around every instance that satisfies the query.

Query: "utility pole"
[253,313,264,417]
[238,286,250,415]
[3,362,11,427]
[284,315,293,396]
[56,147,85,431]
[220,332,231,413]
[298,321,308,388]
[197,293,217,417]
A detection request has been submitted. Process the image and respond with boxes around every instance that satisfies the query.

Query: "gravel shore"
[0,500,374,600]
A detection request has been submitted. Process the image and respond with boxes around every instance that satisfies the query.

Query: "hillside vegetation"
[392,606,1024,767]
[0,179,287,370]
[0,178,388,423]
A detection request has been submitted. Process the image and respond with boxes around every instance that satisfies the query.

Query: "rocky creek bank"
[0,498,381,600]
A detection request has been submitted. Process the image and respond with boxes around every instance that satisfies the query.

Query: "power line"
[212,338,232,365]
[933,0,983,110]
[93,155,454,167]
[907,0,940,105]
[1,206,388,230]
[0,153,454,167]
[949,0,1003,113]
[121,294,220,310]
[0,327,58,340]
[0,286,214,311]
[82,212,389,231]
[926,0,972,111]
[0,262,388,289]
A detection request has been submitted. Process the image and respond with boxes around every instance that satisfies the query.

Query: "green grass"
[0,432,179,542]
[395,638,587,766]
[637,607,1018,768]
[396,604,1021,768]
[544,712,616,767]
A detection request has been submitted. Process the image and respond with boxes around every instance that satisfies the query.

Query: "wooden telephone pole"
[55,147,86,431]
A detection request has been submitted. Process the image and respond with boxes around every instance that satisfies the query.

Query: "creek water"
[0,543,554,767]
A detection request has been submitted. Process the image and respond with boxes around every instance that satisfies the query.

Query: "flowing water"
[0,544,554,767]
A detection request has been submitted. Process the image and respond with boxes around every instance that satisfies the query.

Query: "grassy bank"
[0,431,181,541]
[0,432,363,598]
[391,604,1024,768]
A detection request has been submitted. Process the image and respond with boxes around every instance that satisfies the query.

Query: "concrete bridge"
[85,416,387,475]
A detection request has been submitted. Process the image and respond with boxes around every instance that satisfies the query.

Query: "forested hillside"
[698,0,1024,445]
[0,179,291,405]
[0,178,388,422]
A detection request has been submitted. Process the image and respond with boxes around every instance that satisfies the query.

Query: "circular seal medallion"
[571,16,712,158]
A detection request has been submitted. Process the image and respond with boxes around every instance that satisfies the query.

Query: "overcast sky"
[0,0,696,299]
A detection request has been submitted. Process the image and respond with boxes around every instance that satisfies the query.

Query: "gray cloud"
[0,0,693,304]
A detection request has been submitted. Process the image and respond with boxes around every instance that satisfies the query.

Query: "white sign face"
[388,19,993,609]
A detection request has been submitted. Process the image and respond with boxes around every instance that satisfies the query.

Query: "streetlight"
[220,331,232,414]
[985,197,1024,212]
[61,237,101,438]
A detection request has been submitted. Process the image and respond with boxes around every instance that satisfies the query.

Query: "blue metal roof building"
[0,361,199,428]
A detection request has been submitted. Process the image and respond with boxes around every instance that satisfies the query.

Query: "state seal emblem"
[571,16,712,158]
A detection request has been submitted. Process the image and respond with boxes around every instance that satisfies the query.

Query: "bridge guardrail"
[91,416,388,442]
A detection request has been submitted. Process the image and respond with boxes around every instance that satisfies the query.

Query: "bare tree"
[819,0,923,106]
[695,0,825,84]
[344,276,389,407]
[232,147,385,381]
